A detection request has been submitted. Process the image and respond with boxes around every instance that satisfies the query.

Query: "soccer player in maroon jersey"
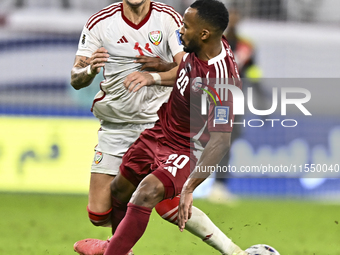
[72,1,247,255]
[104,0,245,254]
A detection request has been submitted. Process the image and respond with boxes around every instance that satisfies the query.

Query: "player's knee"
[155,195,180,224]
[110,174,135,203]
[131,180,164,208]
[110,178,122,197]
[87,206,112,227]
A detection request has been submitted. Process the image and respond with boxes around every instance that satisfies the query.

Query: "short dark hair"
[190,0,229,33]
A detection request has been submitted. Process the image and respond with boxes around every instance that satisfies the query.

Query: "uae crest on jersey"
[94,151,103,164]
[148,31,163,46]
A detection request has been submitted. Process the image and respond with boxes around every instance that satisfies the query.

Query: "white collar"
[208,42,226,65]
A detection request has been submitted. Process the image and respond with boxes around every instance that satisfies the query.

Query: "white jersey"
[76,1,183,124]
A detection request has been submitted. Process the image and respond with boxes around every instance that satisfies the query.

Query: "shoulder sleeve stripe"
[221,59,229,79]
[86,3,120,27]
[87,8,121,31]
[86,4,121,30]
[153,2,183,23]
[214,62,220,82]
[152,3,182,27]
[217,60,224,79]
[153,2,183,21]
[214,59,229,84]
[152,6,181,27]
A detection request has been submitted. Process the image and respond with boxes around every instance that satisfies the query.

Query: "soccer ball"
[245,244,280,255]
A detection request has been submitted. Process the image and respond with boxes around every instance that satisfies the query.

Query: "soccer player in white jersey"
[71,1,245,255]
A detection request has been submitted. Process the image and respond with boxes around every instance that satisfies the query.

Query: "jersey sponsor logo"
[148,30,163,46]
[214,106,229,127]
[117,36,128,44]
[175,29,182,45]
[94,151,103,164]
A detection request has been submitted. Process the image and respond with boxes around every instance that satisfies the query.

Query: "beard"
[182,38,200,54]
[125,0,147,8]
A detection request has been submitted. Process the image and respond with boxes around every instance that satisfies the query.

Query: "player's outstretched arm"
[135,55,177,72]
[124,67,178,92]
[70,47,109,90]
[178,132,231,231]
[124,51,185,92]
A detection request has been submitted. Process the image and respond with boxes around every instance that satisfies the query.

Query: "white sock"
[185,206,244,255]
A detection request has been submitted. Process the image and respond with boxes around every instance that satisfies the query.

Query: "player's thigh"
[89,152,122,212]
[110,171,138,203]
[130,174,166,208]
[119,128,161,187]
[88,173,115,213]
[88,123,155,212]
[152,146,196,199]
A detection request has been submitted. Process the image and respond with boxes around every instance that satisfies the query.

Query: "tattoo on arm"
[71,57,94,89]
[76,57,90,68]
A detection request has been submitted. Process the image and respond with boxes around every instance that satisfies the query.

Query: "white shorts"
[91,121,155,175]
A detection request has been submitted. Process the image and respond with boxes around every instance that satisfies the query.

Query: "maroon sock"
[105,203,152,255]
[111,195,128,235]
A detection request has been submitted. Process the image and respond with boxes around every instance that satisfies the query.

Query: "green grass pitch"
[1,192,340,255]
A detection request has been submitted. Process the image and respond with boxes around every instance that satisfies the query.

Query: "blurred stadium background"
[0,1,340,254]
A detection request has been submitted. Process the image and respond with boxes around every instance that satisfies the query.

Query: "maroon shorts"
[119,122,198,199]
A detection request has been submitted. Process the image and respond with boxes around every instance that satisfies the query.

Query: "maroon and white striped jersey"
[76,2,183,124]
[157,37,242,150]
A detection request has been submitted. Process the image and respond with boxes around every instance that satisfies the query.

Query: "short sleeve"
[165,12,184,58]
[76,25,102,58]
